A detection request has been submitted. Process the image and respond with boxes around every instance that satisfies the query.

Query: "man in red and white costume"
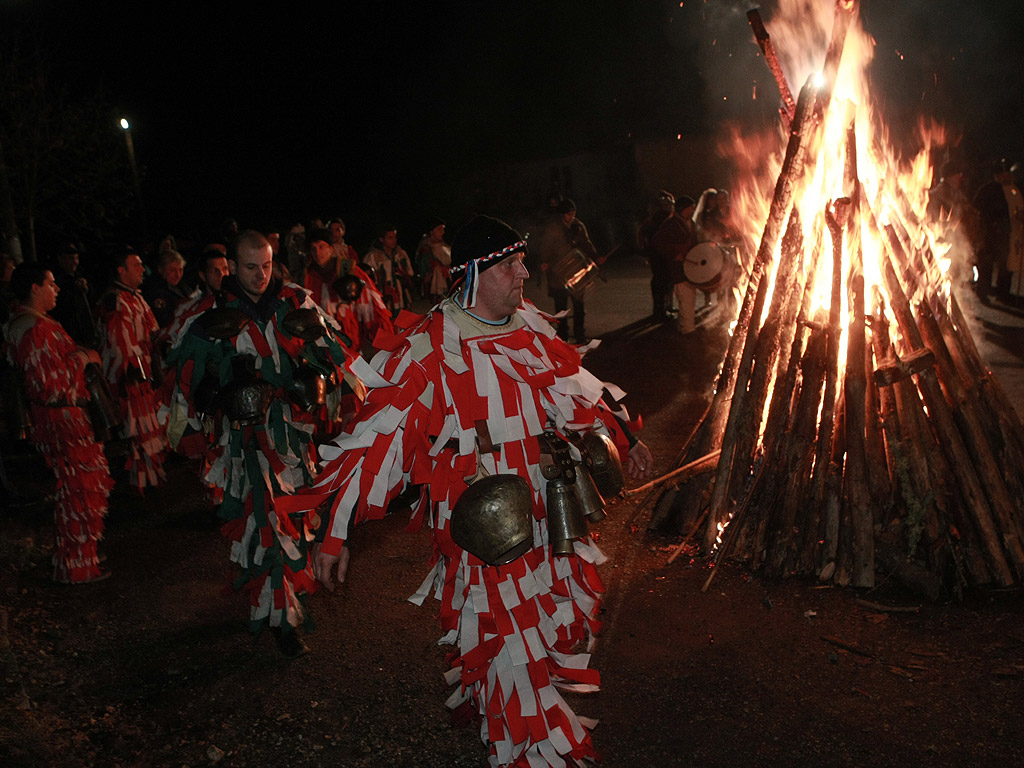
[5,264,114,583]
[304,227,392,355]
[96,245,168,492]
[280,216,653,766]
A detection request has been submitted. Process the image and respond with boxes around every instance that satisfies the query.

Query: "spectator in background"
[415,219,451,304]
[143,249,190,328]
[637,190,678,321]
[364,224,414,315]
[541,197,601,343]
[972,158,1024,304]
[97,245,168,492]
[51,243,98,348]
[653,195,699,334]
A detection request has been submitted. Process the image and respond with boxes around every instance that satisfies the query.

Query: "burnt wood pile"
[641,0,1024,598]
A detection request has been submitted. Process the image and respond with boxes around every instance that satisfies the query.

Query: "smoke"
[661,0,1023,171]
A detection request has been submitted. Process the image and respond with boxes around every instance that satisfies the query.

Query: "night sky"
[3,0,1022,248]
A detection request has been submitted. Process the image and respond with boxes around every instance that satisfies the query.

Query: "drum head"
[684,242,725,288]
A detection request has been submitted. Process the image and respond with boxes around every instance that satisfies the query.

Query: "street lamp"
[119,116,147,242]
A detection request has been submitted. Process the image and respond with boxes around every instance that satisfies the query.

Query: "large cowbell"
[450,474,534,566]
[546,477,589,555]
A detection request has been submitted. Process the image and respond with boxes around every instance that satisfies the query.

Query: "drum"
[551,248,600,301]
[683,242,725,289]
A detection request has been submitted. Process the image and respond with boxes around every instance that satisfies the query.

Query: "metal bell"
[573,463,607,523]
[281,307,326,341]
[450,474,534,566]
[83,362,123,442]
[546,477,588,555]
[582,431,625,498]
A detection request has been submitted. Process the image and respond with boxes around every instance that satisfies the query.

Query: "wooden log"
[765,316,830,577]
[732,209,805,485]
[915,301,1024,561]
[632,398,712,529]
[809,387,846,579]
[810,200,849,518]
[949,293,1024,483]
[761,239,822,456]
[874,347,936,386]
[870,299,940,549]
[863,329,893,513]
[624,450,722,498]
[883,225,1024,578]
[749,273,820,571]
[880,249,1016,585]
[846,268,874,587]
[887,335,987,587]
[747,8,797,126]
[703,76,821,552]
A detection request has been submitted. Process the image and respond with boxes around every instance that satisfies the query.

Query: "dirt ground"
[3,262,1024,767]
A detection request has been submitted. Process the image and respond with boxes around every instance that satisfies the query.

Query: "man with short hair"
[280,216,653,765]
[5,264,114,583]
[97,245,168,492]
[143,249,190,328]
[364,224,414,314]
[51,243,97,347]
[162,230,358,657]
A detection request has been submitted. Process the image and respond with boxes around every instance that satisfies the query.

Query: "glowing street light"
[119,116,146,241]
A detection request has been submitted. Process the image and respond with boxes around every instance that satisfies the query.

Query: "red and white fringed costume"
[304,260,393,353]
[97,283,168,491]
[279,298,636,767]
[4,309,114,583]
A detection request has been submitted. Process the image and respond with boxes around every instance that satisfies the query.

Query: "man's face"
[310,240,334,267]
[118,254,145,289]
[34,271,60,312]
[58,252,79,275]
[159,260,184,286]
[267,232,280,252]
[382,230,398,250]
[330,222,345,244]
[430,224,445,242]
[473,251,528,321]
[201,256,229,292]
[231,243,274,301]
[562,211,576,226]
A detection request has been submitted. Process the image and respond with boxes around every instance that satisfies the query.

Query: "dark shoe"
[273,627,309,659]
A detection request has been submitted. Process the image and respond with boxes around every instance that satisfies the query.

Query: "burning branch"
[747,8,797,127]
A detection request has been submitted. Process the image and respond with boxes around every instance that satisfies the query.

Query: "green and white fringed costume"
[162,275,358,634]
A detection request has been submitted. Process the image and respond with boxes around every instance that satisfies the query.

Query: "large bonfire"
[644,0,1024,598]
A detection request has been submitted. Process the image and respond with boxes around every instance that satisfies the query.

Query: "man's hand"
[625,440,654,482]
[312,542,350,593]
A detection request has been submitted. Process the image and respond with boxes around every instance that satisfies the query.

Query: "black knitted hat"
[450,216,526,273]
[449,215,527,307]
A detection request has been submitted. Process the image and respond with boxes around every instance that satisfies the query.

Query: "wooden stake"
[704,76,821,552]
[747,8,797,126]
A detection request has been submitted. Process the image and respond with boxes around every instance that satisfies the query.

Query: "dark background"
[2,0,1022,253]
